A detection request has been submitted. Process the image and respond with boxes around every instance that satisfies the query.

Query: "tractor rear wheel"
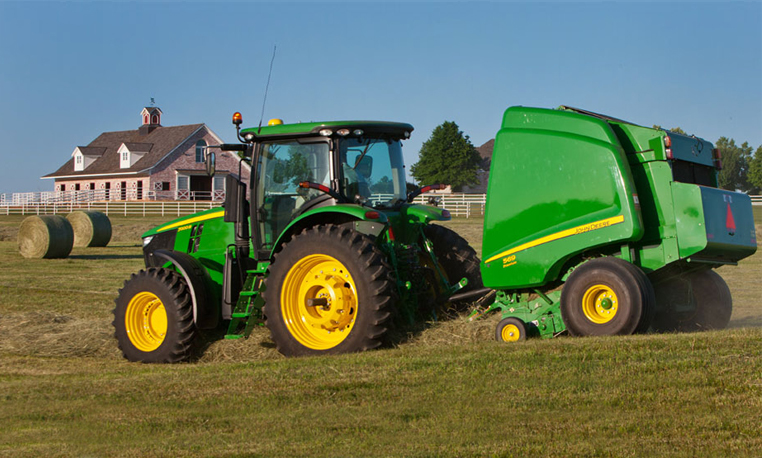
[424,224,483,305]
[652,270,732,332]
[561,257,652,337]
[263,225,395,357]
[113,268,196,363]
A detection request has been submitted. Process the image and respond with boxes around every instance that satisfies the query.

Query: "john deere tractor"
[114,114,481,362]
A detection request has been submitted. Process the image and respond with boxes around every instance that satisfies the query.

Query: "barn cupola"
[139,106,163,135]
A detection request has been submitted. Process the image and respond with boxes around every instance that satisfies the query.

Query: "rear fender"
[271,205,387,254]
[147,249,220,330]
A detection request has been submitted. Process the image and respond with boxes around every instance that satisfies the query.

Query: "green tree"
[410,121,481,191]
[716,137,753,192]
[652,125,687,135]
[746,145,762,194]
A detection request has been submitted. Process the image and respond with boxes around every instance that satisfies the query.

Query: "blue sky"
[0,1,760,194]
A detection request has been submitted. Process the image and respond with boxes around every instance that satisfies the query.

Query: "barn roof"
[43,124,204,179]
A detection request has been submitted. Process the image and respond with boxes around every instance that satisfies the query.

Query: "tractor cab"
[227,116,414,255]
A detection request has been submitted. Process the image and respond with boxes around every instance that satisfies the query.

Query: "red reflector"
[420,186,431,193]
[365,211,380,220]
[726,203,736,235]
[387,226,395,241]
[441,209,451,219]
[318,184,331,193]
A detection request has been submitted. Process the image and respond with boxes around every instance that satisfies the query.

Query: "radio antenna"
[258,45,277,134]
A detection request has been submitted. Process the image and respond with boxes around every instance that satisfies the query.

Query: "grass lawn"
[0,211,760,457]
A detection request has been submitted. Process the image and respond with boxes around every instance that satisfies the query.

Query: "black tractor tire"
[263,224,395,357]
[561,257,650,337]
[113,268,196,363]
[619,260,656,334]
[423,224,483,303]
[652,270,732,332]
[495,317,527,342]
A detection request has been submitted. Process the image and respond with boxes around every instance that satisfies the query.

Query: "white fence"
[411,193,486,218]
[0,200,220,217]
[0,189,223,205]
[2,192,758,219]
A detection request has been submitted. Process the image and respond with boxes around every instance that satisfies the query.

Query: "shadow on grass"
[69,254,144,260]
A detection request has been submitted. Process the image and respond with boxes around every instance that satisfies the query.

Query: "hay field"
[1,212,761,457]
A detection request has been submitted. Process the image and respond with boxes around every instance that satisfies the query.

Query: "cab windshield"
[339,137,407,207]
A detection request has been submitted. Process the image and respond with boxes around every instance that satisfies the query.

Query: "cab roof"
[240,120,414,140]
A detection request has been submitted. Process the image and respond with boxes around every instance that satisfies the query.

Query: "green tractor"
[114,114,481,362]
[474,106,757,342]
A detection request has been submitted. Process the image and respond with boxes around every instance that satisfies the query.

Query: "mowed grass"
[1,211,761,457]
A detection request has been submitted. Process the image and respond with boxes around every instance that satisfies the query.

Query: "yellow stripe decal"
[484,215,626,264]
[157,210,225,233]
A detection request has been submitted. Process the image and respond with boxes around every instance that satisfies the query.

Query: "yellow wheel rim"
[125,292,167,352]
[501,324,521,342]
[582,284,618,324]
[281,254,357,350]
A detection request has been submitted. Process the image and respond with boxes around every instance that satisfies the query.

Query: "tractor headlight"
[142,236,154,247]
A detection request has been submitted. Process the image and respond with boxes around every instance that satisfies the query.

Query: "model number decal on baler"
[486,215,626,266]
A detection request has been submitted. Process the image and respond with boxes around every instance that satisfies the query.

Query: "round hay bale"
[66,210,112,247]
[18,215,74,259]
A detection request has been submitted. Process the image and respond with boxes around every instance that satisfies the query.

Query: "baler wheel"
[561,257,649,337]
[113,268,196,363]
[652,270,732,332]
[264,224,395,357]
[496,317,527,342]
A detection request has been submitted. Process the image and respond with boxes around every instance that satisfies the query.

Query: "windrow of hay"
[402,313,503,347]
[67,210,112,247]
[17,215,73,259]
[0,312,120,359]
[196,327,281,363]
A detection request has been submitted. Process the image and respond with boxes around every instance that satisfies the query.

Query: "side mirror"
[354,154,373,177]
[205,151,216,177]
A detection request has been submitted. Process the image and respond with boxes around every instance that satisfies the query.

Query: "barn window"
[178,176,189,190]
[195,140,207,163]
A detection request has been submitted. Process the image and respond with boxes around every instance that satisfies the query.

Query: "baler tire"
[652,270,732,332]
[424,224,483,306]
[113,268,196,363]
[689,270,733,330]
[496,317,527,342]
[561,257,645,337]
[619,261,656,334]
[263,224,395,357]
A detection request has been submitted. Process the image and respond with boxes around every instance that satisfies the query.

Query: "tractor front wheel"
[263,225,395,357]
[561,257,653,337]
[113,268,196,363]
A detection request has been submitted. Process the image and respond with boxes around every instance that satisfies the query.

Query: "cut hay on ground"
[0,312,119,359]
[17,215,74,259]
[67,210,112,247]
